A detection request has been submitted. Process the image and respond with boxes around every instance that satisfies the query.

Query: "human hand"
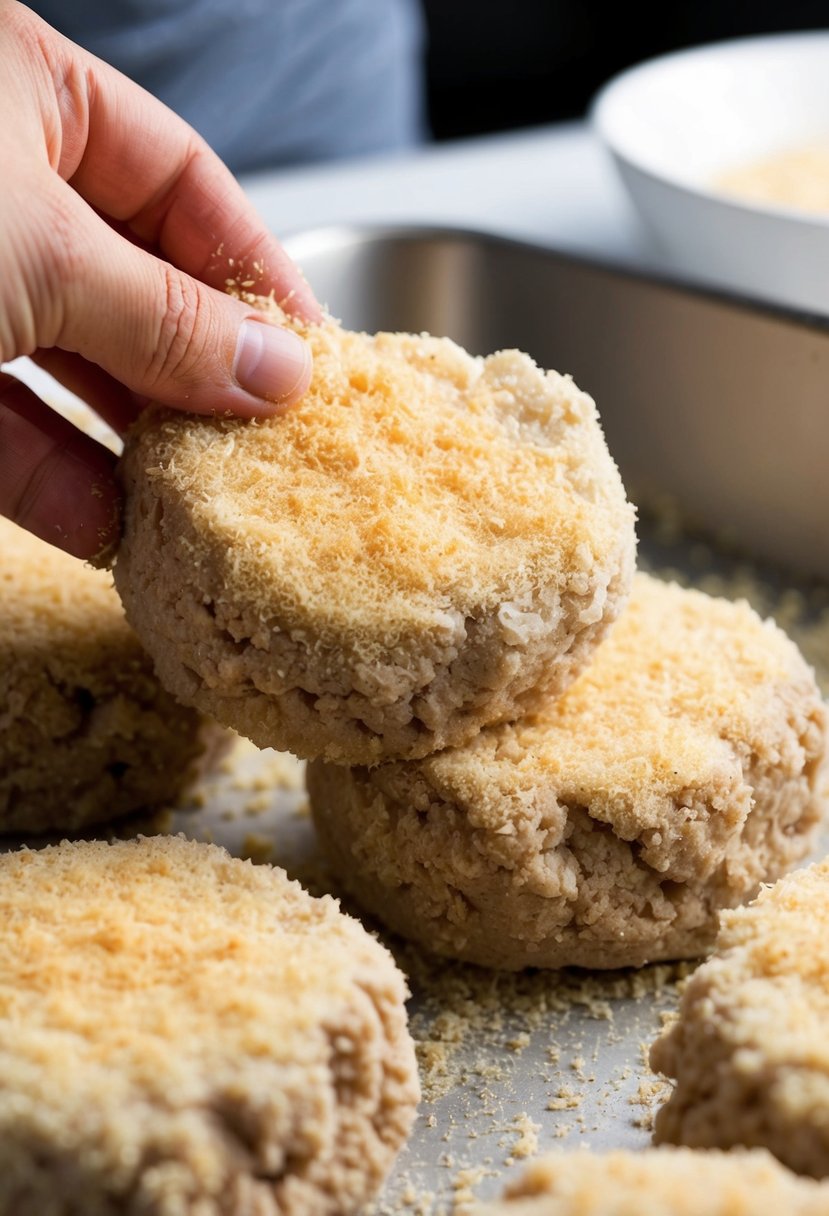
[0,0,321,561]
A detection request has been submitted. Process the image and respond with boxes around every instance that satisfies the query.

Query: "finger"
[0,374,120,562]
[40,17,320,321]
[31,349,140,435]
[50,179,313,417]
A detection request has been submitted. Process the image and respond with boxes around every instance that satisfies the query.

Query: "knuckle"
[0,180,81,358]
[43,189,89,288]
[145,267,209,391]
[37,188,95,347]
[4,2,41,49]
[9,2,69,81]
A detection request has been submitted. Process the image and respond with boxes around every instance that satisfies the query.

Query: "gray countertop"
[240,122,658,269]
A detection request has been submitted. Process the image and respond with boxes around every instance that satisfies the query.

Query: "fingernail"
[233,321,312,405]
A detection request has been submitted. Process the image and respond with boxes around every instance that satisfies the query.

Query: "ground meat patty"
[0,835,419,1215]
[652,854,829,1177]
[479,1148,829,1214]
[309,574,827,968]
[0,517,210,833]
[115,308,635,765]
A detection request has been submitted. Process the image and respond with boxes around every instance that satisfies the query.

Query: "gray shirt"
[34,0,425,173]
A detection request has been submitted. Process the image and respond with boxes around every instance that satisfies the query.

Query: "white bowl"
[592,33,829,314]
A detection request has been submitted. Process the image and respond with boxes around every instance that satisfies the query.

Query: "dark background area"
[422,2,829,140]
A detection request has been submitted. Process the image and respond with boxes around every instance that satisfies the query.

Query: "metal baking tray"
[285,224,829,580]
[161,227,829,1210]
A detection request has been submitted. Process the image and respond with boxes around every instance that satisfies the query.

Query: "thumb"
[53,186,313,418]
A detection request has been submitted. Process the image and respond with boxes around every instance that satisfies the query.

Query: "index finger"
[40,16,320,319]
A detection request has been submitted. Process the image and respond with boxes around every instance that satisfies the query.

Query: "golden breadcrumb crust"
[0,518,208,832]
[309,574,827,968]
[652,855,829,1176]
[480,1148,829,1214]
[0,836,419,1215]
[115,311,635,764]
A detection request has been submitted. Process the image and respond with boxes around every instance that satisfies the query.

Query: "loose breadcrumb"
[716,143,829,216]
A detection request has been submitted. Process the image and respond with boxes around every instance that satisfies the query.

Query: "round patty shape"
[115,312,635,765]
[0,836,419,1215]
[308,574,828,969]
[481,1149,829,1215]
[652,856,829,1177]
[0,518,208,834]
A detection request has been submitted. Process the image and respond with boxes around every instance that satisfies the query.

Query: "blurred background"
[33,0,829,172]
[424,1,829,140]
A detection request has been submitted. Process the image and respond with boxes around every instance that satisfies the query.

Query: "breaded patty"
[115,311,635,765]
[308,574,827,969]
[0,518,208,833]
[479,1149,829,1214]
[652,855,829,1177]
[0,836,419,1215]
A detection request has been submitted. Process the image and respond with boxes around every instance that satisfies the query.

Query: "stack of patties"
[115,307,827,970]
[308,573,827,968]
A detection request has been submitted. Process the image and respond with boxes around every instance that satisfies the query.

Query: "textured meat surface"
[652,855,829,1177]
[0,518,208,832]
[116,310,635,764]
[480,1148,829,1214]
[0,836,419,1215]
[310,574,828,968]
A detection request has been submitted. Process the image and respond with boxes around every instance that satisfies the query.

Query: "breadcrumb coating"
[481,1148,829,1214]
[0,518,207,832]
[115,311,635,763]
[652,855,829,1176]
[309,574,827,968]
[716,144,829,216]
[0,836,419,1215]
